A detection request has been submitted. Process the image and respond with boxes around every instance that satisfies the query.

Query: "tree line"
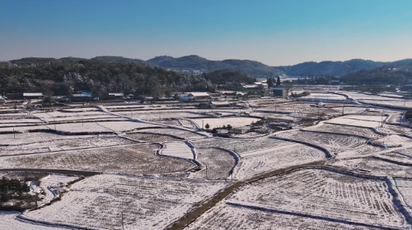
[0,59,255,97]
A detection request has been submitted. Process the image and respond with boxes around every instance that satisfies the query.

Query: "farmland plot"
[193,137,292,156]
[45,122,111,133]
[0,118,44,124]
[330,106,368,114]
[161,141,194,160]
[377,124,412,136]
[325,115,387,128]
[235,144,325,180]
[0,132,84,145]
[191,117,260,129]
[0,135,137,156]
[276,130,371,156]
[0,124,50,133]
[305,123,385,140]
[194,148,237,180]
[0,145,194,175]
[227,169,409,229]
[378,152,412,165]
[96,121,159,132]
[360,99,412,108]
[373,135,412,148]
[395,147,412,159]
[394,179,412,210]
[121,111,209,121]
[329,158,412,177]
[134,128,206,140]
[0,211,64,230]
[185,202,380,230]
[24,175,227,230]
[33,111,114,122]
[125,132,183,142]
[36,174,80,207]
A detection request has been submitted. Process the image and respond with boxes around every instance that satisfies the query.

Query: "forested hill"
[147,55,283,78]
[0,58,254,96]
[274,59,385,76]
[340,64,412,85]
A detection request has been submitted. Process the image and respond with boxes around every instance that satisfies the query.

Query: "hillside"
[0,58,253,96]
[147,55,282,78]
[340,64,412,85]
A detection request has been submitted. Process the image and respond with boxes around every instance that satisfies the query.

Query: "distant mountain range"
[3,55,412,78]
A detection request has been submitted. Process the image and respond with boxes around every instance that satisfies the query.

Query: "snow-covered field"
[195,148,237,180]
[301,93,346,101]
[0,135,136,156]
[394,178,412,210]
[185,202,375,230]
[235,144,325,180]
[24,174,227,230]
[188,168,410,230]
[325,115,387,128]
[134,128,207,140]
[161,141,194,160]
[329,158,412,177]
[1,96,412,229]
[0,145,194,175]
[119,111,209,121]
[276,130,376,156]
[0,211,64,230]
[305,123,385,140]
[191,117,260,129]
[227,169,409,229]
[193,137,292,155]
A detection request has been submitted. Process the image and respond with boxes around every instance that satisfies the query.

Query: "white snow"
[191,117,260,129]
[24,174,227,230]
[161,141,194,160]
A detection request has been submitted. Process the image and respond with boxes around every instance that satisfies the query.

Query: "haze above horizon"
[1,0,412,66]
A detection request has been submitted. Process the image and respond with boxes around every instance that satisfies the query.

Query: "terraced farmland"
[0,145,194,175]
[227,169,409,229]
[24,175,227,230]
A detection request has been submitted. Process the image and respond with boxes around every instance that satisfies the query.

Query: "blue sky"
[1,0,412,65]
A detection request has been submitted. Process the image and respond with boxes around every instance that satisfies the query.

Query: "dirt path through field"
[166,160,326,230]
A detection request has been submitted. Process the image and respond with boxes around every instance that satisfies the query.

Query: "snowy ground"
[188,168,410,230]
[0,211,64,230]
[161,141,194,160]
[191,117,260,129]
[325,115,387,128]
[1,97,412,229]
[24,174,228,230]
[0,144,194,175]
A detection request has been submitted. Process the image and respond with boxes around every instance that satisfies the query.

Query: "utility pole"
[121,211,124,230]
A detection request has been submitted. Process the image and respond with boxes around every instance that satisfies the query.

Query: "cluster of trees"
[267,76,281,88]
[291,76,338,85]
[405,110,412,120]
[340,68,412,85]
[0,59,255,97]
[0,177,30,202]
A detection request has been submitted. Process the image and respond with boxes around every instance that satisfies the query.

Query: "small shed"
[208,101,231,109]
[70,92,92,102]
[0,96,6,104]
[106,93,124,100]
[23,92,43,99]
[187,92,211,101]
[273,88,285,97]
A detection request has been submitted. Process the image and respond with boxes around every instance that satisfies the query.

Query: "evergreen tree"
[267,78,274,88]
[276,76,281,86]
